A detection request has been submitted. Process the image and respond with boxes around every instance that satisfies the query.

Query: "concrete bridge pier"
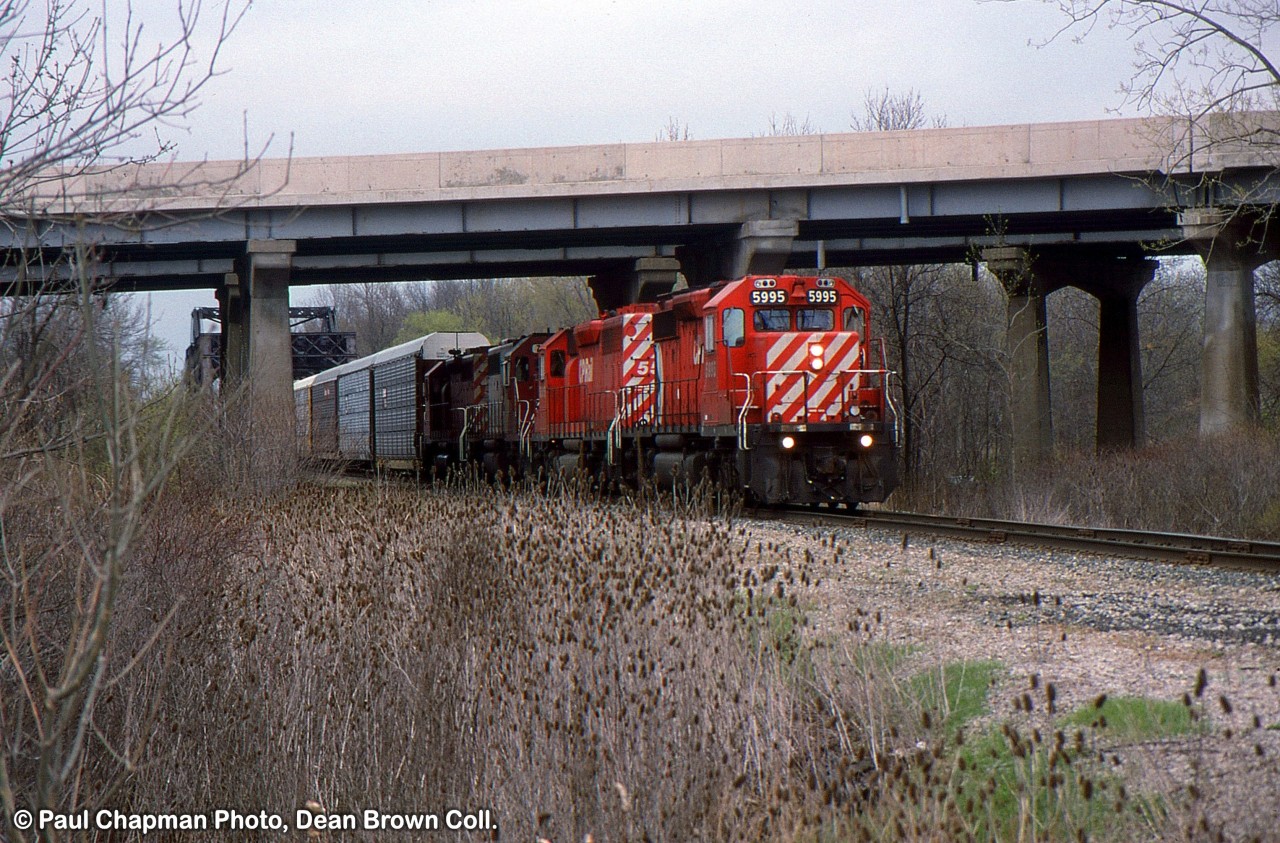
[677,220,799,287]
[983,247,1057,475]
[218,240,296,453]
[985,249,1159,467]
[215,271,246,384]
[1180,209,1273,435]
[1064,257,1157,452]
[587,257,682,312]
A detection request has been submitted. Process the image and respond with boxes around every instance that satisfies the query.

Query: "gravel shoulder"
[741,517,1280,841]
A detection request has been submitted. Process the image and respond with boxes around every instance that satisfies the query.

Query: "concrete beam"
[34,115,1271,215]
[587,257,682,312]
[729,220,799,278]
[678,220,800,287]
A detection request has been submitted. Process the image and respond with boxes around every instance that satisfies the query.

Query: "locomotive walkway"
[5,114,1280,461]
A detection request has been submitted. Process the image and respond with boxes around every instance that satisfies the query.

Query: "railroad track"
[767,506,1280,573]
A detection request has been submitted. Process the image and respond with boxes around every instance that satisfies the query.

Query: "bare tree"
[857,262,1008,488]
[310,281,412,355]
[309,276,599,355]
[420,277,596,341]
[1046,3,1274,110]
[1255,260,1280,420]
[999,2,1278,169]
[759,111,817,136]
[0,2,252,839]
[656,116,691,141]
[850,87,946,132]
[1,0,249,211]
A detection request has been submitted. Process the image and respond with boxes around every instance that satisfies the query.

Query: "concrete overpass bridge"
[5,115,1278,467]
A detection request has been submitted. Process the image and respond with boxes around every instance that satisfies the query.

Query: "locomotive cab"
[703,275,899,504]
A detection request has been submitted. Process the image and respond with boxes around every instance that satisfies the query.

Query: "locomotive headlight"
[781,435,797,450]
[859,434,874,448]
[809,343,824,357]
[809,357,823,370]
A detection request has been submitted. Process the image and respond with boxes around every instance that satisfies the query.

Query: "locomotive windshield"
[753,308,790,331]
[751,307,836,332]
[797,309,834,331]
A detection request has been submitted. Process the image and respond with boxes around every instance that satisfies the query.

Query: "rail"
[769,507,1280,573]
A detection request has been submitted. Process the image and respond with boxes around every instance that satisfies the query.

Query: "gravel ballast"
[740,516,1280,841]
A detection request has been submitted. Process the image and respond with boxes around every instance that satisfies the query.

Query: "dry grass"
[6,441,1260,843]
[120,475,1258,843]
[915,430,1280,541]
[0,456,1259,843]
[138,478,846,841]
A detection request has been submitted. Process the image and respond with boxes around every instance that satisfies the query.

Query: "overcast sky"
[143,0,1144,366]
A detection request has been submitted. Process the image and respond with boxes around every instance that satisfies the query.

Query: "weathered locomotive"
[294,275,900,505]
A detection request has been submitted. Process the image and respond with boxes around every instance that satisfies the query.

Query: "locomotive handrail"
[517,398,536,459]
[456,406,471,461]
[873,337,889,371]
[735,373,755,451]
[882,370,902,445]
[868,338,903,443]
[606,389,623,464]
[749,365,898,432]
[457,403,488,461]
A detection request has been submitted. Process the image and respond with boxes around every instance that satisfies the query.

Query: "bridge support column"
[219,240,296,473]
[216,271,247,385]
[1180,209,1273,435]
[984,247,1054,476]
[1093,262,1155,451]
[587,256,682,312]
[1065,257,1156,452]
[677,220,799,287]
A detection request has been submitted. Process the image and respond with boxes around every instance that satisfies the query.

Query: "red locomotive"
[295,275,900,506]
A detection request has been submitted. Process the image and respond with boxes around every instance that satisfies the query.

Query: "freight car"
[295,275,900,505]
[294,332,490,469]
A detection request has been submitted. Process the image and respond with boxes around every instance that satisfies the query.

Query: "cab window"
[843,307,865,331]
[797,308,834,331]
[753,308,790,332]
[513,356,530,382]
[704,314,715,352]
[722,308,745,347]
[550,350,566,378]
